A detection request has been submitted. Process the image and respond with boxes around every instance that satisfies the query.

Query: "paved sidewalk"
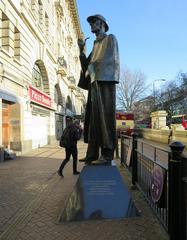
[0,141,169,240]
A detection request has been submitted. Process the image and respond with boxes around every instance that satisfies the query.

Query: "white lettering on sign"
[85,180,116,196]
[29,85,51,107]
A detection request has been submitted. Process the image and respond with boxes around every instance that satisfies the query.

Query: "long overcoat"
[78,34,120,147]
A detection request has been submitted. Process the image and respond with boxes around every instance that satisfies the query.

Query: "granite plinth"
[59,165,139,222]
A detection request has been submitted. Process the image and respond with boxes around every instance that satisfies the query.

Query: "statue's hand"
[77,39,85,53]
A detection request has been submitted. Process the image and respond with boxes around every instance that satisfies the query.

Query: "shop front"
[0,88,23,150]
[2,101,11,148]
[28,85,52,149]
[30,105,50,149]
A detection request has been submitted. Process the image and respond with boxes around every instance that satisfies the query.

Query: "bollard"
[182,155,187,240]
[115,134,119,159]
[182,177,187,240]
[120,135,124,165]
[0,146,4,163]
[131,132,138,186]
[169,141,185,240]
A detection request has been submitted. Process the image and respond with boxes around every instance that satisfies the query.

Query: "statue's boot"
[79,157,95,165]
[91,155,112,165]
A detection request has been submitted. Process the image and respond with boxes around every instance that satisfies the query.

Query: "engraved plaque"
[60,166,139,221]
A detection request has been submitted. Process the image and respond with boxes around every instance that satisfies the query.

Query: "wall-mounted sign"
[150,165,164,203]
[29,85,51,108]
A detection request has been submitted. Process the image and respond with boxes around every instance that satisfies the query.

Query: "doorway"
[2,102,11,147]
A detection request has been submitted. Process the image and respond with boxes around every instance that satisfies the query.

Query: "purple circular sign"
[150,165,164,203]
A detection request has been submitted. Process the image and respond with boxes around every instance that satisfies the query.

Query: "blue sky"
[76,0,187,89]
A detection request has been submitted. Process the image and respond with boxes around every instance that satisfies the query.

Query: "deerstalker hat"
[87,14,109,32]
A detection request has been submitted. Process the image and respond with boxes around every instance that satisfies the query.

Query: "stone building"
[133,96,154,122]
[0,0,86,153]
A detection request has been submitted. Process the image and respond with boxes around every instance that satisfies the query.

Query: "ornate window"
[31,0,36,12]
[38,0,43,26]
[45,12,49,36]
[1,13,9,52]
[14,27,20,60]
[54,86,58,104]
[66,96,72,111]
[32,63,43,91]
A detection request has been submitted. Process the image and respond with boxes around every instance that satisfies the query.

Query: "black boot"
[73,171,80,175]
[57,169,64,177]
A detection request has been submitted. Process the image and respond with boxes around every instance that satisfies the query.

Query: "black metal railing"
[183,176,187,240]
[136,138,169,230]
[121,132,187,240]
[120,134,132,168]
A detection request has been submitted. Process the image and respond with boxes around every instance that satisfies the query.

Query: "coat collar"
[94,33,107,43]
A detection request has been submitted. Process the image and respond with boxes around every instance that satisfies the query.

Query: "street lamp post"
[153,79,166,109]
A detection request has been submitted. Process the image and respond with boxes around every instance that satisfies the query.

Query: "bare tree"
[155,81,178,118]
[116,67,148,111]
[155,72,187,119]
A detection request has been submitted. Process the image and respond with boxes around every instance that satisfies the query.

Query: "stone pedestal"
[59,165,139,221]
[151,111,168,130]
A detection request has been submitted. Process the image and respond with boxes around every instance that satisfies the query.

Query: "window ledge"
[13,57,22,66]
[0,48,11,58]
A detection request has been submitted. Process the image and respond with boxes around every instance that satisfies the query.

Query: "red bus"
[116,112,134,137]
[136,118,151,129]
[171,114,187,130]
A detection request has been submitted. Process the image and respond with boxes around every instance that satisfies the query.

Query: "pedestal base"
[59,165,139,222]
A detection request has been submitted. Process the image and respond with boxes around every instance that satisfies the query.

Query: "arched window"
[66,96,72,111]
[32,63,43,91]
[54,87,58,104]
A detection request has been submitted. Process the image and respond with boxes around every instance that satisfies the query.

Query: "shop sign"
[29,85,51,108]
[150,165,164,203]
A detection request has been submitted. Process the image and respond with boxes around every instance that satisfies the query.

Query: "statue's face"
[89,18,105,35]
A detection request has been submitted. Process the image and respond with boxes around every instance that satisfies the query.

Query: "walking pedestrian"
[58,118,82,177]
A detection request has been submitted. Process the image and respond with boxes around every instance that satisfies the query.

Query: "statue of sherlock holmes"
[78,14,120,165]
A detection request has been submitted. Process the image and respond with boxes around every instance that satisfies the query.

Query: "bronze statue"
[78,14,120,164]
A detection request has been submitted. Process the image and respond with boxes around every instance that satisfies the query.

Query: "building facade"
[0,0,86,153]
[133,96,154,122]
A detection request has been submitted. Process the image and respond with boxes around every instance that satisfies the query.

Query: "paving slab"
[0,141,169,240]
